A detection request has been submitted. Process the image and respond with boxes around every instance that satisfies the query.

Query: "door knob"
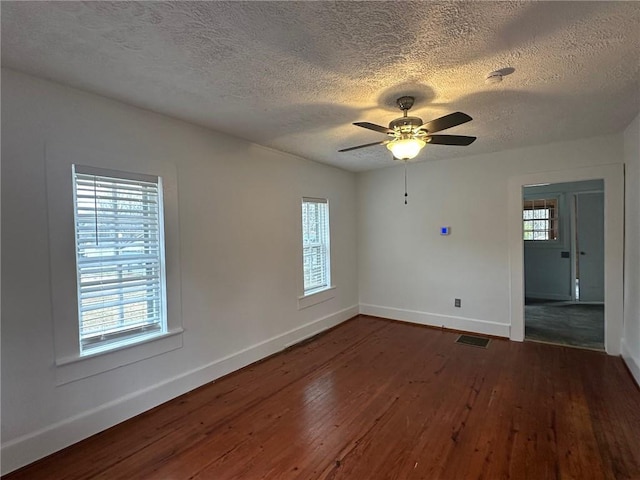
[580,251,586,255]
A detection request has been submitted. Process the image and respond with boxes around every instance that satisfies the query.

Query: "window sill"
[298,286,336,310]
[55,328,184,385]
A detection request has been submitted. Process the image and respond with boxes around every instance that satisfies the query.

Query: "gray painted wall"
[523,180,604,301]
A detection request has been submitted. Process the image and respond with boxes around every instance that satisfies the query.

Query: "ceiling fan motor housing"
[389,116,423,134]
[391,96,424,135]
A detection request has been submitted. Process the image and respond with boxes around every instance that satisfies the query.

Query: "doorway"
[507,164,624,356]
[522,181,604,350]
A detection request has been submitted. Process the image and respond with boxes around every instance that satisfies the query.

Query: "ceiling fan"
[339,96,476,160]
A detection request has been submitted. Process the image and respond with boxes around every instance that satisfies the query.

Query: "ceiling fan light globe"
[387,138,426,160]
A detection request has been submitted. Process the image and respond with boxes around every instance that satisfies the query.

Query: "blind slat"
[77,253,160,265]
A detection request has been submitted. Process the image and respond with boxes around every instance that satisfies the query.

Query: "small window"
[301,198,331,295]
[72,166,167,355]
[523,198,558,241]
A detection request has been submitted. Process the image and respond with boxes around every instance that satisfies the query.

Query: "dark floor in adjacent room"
[525,299,605,350]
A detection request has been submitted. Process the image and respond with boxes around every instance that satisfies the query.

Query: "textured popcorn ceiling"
[2,1,639,171]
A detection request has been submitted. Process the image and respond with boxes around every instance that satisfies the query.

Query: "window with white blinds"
[302,198,331,295]
[72,166,167,354]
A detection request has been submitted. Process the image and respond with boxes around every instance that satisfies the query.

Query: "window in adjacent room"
[301,197,331,295]
[72,165,167,355]
[523,198,558,241]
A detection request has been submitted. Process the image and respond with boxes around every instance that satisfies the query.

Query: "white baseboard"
[621,338,640,387]
[359,304,510,338]
[360,304,510,338]
[0,305,358,475]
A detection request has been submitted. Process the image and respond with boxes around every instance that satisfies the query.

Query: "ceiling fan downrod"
[396,96,415,115]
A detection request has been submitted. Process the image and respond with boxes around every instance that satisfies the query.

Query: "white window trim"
[46,144,183,385]
[298,285,336,310]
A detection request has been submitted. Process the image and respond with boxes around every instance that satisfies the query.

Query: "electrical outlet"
[454,298,461,308]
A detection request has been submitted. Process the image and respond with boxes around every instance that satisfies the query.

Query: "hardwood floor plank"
[5,316,385,480]
[135,321,437,479]
[4,316,639,480]
[579,353,640,479]
[553,348,609,479]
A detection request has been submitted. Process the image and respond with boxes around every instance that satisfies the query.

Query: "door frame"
[508,164,624,355]
[570,192,579,301]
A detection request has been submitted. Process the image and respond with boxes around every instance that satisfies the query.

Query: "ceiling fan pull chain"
[404,160,408,205]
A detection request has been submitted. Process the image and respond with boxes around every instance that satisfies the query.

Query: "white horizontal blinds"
[302,198,330,294]
[523,198,558,240]
[73,165,167,353]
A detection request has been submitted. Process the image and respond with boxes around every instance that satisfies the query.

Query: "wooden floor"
[5,315,640,479]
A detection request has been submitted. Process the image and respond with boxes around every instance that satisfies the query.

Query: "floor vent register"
[455,334,490,348]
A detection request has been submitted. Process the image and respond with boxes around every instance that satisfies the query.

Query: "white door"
[575,192,604,302]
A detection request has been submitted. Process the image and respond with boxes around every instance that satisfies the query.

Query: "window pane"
[533,209,548,219]
[523,198,558,241]
[73,167,167,354]
[302,198,330,294]
[533,219,549,230]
